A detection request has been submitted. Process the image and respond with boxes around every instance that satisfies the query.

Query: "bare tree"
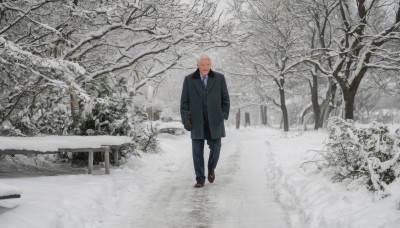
[304,0,400,120]
[278,0,342,129]
[232,0,306,131]
[0,0,241,133]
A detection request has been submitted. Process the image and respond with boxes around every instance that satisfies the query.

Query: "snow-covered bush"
[77,96,132,136]
[324,117,368,182]
[323,116,400,195]
[0,121,24,136]
[134,121,159,153]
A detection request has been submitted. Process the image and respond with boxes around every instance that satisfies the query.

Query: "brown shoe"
[208,170,215,183]
[194,182,204,188]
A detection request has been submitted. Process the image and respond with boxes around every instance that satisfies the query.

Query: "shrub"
[323,116,400,196]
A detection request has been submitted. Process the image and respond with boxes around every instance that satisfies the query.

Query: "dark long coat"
[180,69,230,139]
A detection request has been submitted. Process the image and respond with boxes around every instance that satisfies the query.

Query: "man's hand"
[183,120,192,131]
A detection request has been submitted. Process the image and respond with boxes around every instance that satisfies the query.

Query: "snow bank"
[0,136,133,152]
[264,129,400,228]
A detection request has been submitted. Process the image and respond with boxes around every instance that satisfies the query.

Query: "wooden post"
[104,146,110,174]
[114,148,119,167]
[88,150,94,174]
[236,108,241,129]
[260,105,268,125]
[245,112,250,127]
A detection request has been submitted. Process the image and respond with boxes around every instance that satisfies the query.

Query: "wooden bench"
[158,121,186,135]
[0,145,122,175]
[0,136,132,175]
[58,145,122,174]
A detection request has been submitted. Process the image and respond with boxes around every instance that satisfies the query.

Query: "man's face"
[197,58,211,76]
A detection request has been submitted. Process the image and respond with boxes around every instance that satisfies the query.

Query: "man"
[180,55,230,188]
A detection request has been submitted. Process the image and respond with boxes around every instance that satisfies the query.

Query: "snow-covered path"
[106,129,288,228]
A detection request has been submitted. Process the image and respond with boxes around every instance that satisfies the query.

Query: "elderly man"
[180,55,230,188]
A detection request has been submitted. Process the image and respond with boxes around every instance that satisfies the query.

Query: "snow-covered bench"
[0,136,133,174]
[157,121,185,135]
[0,183,21,200]
[0,183,22,208]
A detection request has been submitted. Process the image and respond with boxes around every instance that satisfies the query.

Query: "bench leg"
[104,147,110,174]
[88,150,93,174]
[114,149,119,167]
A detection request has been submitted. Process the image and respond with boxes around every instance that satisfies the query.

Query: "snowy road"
[108,129,288,228]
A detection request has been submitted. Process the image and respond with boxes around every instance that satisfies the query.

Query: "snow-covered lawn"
[264,128,400,228]
[1,127,399,228]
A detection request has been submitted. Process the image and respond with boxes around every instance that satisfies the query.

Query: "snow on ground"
[0,128,287,228]
[113,127,288,228]
[263,127,400,228]
[1,127,400,227]
[0,135,182,228]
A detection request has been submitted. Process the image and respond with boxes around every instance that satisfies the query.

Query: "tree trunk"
[339,60,368,120]
[320,100,330,126]
[343,90,356,120]
[300,104,312,124]
[260,105,268,125]
[279,88,289,131]
[70,93,81,128]
[264,106,267,125]
[320,79,338,127]
[309,75,320,130]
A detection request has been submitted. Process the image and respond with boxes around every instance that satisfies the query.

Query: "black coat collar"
[191,68,217,95]
[192,68,216,79]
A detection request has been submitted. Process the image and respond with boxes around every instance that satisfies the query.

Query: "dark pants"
[192,138,221,183]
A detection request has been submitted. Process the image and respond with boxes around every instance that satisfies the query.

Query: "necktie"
[201,77,207,88]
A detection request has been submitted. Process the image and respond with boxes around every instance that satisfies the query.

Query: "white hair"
[197,54,211,63]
